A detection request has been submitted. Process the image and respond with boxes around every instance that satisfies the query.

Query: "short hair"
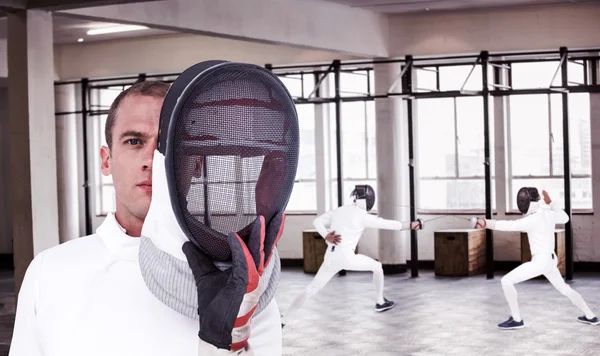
[104,80,170,148]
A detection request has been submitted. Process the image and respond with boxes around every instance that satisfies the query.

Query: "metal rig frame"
[55,47,600,280]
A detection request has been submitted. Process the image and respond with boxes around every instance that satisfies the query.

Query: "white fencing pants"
[501,253,596,322]
[283,246,384,325]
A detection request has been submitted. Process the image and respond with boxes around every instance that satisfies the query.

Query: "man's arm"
[550,201,570,224]
[472,216,535,232]
[313,210,334,239]
[363,215,426,231]
[9,254,43,356]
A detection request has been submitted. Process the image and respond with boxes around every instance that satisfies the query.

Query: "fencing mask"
[139,60,299,353]
[351,184,375,211]
[516,187,541,215]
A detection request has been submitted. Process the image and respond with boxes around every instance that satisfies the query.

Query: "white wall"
[389,4,600,56]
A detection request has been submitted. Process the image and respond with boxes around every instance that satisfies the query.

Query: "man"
[471,188,599,330]
[9,80,282,355]
[281,185,423,326]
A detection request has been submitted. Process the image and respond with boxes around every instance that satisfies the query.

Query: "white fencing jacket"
[8,213,281,356]
[313,203,406,251]
[488,201,569,256]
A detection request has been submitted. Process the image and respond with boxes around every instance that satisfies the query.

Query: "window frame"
[505,92,593,213]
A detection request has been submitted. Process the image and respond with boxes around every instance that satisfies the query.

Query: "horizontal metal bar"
[420,176,491,180]
[490,58,561,65]
[512,174,591,179]
[421,174,592,181]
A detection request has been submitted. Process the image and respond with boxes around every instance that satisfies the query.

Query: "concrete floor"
[277,268,600,356]
[0,268,598,356]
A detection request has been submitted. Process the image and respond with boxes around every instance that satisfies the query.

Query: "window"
[277,74,318,212]
[328,70,377,209]
[507,92,592,211]
[511,60,586,89]
[416,96,495,211]
[92,85,130,215]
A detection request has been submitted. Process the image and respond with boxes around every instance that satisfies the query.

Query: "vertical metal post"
[481,51,495,279]
[560,47,574,280]
[404,55,419,278]
[334,60,343,207]
[81,78,92,236]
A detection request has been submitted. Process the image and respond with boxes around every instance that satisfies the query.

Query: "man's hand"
[182,212,285,353]
[470,217,487,229]
[542,190,552,205]
[325,231,341,245]
[410,219,424,230]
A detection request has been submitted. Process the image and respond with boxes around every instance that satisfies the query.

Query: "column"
[7,10,60,295]
[589,93,600,261]
[374,63,409,274]
[55,83,84,242]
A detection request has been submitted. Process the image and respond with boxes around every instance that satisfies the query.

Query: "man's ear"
[100,145,111,176]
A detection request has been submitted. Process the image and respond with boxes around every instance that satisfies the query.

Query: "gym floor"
[277,268,600,356]
[0,268,598,356]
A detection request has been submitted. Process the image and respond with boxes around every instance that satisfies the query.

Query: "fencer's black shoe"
[498,316,524,330]
[578,316,600,325]
[375,298,395,312]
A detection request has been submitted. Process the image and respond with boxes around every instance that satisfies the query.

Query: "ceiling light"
[78,38,84,42]
[86,25,148,36]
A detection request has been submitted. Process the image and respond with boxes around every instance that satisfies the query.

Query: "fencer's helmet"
[351,184,375,211]
[516,187,541,215]
[158,60,300,262]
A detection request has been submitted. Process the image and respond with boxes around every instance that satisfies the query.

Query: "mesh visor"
[165,63,299,261]
[353,184,376,211]
[516,187,540,214]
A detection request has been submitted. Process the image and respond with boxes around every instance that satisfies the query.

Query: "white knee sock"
[373,269,385,305]
[502,283,522,322]
[566,289,595,319]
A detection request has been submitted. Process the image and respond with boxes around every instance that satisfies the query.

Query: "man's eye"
[127,139,140,145]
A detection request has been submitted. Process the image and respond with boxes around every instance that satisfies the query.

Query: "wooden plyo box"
[434,229,487,277]
[302,229,328,274]
[520,229,566,277]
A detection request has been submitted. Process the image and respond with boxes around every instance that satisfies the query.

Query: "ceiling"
[319,0,600,13]
[0,13,176,44]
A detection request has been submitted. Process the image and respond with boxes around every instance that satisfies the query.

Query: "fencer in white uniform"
[471,187,599,329]
[9,77,284,356]
[8,213,282,356]
[282,185,423,326]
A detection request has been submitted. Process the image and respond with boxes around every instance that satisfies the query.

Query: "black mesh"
[516,187,540,214]
[169,64,299,261]
[352,184,376,211]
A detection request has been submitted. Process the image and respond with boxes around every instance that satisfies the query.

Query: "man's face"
[100,95,164,223]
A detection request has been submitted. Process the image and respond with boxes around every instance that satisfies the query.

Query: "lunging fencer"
[281,185,423,326]
[471,187,599,329]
